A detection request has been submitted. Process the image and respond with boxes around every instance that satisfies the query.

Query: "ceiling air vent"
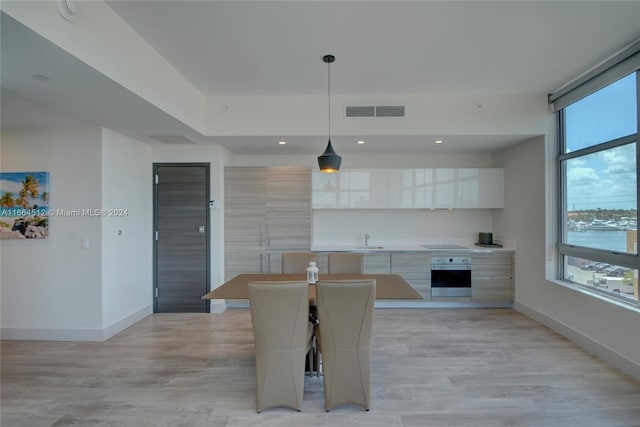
[346,105,405,117]
[375,106,405,117]
[346,106,375,117]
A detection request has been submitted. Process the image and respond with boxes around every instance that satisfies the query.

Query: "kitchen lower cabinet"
[225,167,311,279]
[314,253,329,274]
[363,252,391,273]
[391,252,430,300]
[313,252,382,277]
[471,252,514,302]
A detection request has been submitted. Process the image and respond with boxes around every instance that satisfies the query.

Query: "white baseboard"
[1,327,105,341]
[209,300,226,313]
[514,301,640,382]
[1,305,152,342]
[102,305,152,340]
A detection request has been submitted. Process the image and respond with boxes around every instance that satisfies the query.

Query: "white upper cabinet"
[387,169,427,208]
[349,169,387,208]
[460,168,503,208]
[312,171,350,208]
[430,168,463,209]
[312,168,503,209]
[312,170,386,209]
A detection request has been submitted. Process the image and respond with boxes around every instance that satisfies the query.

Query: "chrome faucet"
[365,233,371,246]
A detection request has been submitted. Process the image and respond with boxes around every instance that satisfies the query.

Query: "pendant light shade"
[318,139,342,173]
[318,54,341,173]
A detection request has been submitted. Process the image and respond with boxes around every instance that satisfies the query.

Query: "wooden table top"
[202,273,422,300]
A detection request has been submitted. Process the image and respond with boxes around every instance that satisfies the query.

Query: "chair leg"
[316,344,322,378]
[308,341,314,376]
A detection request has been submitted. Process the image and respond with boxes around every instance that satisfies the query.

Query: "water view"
[567,230,632,253]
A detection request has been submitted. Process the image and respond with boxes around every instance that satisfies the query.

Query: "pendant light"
[318,54,342,173]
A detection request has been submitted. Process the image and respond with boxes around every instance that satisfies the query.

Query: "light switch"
[81,238,90,250]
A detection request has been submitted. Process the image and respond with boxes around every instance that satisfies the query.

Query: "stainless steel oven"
[431,256,472,297]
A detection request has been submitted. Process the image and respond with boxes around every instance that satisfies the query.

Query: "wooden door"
[154,163,210,312]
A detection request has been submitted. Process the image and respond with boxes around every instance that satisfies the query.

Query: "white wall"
[206,93,548,137]
[313,209,493,247]
[492,137,545,297]
[1,128,103,339]
[101,129,153,334]
[494,136,640,380]
[1,127,155,340]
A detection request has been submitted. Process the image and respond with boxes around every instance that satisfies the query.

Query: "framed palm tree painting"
[0,172,49,239]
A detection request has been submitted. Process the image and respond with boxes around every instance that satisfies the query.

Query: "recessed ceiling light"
[278,141,287,145]
[357,140,365,145]
[31,74,50,82]
[434,139,443,144]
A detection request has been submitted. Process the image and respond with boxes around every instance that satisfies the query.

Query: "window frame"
[555,71,640,307]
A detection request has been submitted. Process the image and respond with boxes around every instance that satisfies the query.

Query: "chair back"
[281,252,317,273]
[248,281,311,412]
[328,253,364,274]
[316,279,376,411]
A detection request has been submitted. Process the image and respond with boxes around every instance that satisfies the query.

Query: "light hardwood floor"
[2,309,640,426]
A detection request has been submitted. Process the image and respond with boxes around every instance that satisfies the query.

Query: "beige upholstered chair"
[248,281,314,413]
[328,253,364,274]
[281,252,318,274]
[316,280,376,411]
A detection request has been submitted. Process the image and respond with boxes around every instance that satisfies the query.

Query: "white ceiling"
[2,1,640,154]
[106,0,640,96]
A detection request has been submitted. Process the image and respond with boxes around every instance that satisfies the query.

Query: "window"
[556,70,639,305]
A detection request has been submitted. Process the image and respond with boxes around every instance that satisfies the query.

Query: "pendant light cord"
[318,54,341,172]
[327,58,331,140]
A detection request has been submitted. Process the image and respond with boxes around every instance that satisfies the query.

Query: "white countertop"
[310,244,514,253]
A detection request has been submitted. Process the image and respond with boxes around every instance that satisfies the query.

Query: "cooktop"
[421,244,469,249]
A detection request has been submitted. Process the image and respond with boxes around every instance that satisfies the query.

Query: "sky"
[0,171,50,208]
[565,73,637,211]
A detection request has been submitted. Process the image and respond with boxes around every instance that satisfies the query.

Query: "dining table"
[202,273,421,376]
[202,273,423,300]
